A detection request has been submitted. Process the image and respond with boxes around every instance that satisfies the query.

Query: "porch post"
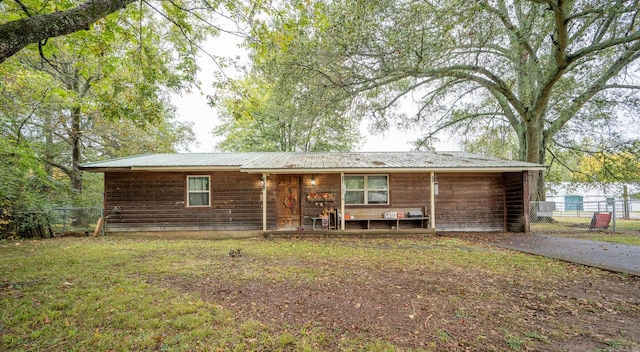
[430,172,436,230]
[262,173,268,231]
[340,172,345,230]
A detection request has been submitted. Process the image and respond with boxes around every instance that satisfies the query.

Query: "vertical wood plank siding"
[504,172,528,232]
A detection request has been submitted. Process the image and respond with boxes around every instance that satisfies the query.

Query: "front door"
[277,175,301,229]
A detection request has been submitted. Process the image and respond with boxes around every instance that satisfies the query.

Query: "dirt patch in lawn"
[155,236,640,351]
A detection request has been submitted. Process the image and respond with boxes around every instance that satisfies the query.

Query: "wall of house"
[434,172,508,232]
[299,172,520,232]
[298,173,433,230]
[104,171,275,232]
[504,172,528,232]
[300,174,342,229]
[389,173,433,208]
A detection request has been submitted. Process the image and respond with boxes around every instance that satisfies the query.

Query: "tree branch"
[483,0,539,65]
[415,111,504,149]
[546,143,586,178]
[547,40,640,139]
[569,30,640,67]
[432,65,527,117]
[603,84,640,90]
[14,0,33,16]
[0,0,136,63]
[142,0,229,80]
[592,0,624,44]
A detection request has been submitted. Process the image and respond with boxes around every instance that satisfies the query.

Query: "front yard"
[1,236,639,351]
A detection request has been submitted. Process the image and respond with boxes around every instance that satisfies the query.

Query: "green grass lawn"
[1,236,638,351]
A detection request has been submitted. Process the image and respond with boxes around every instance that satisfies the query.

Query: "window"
[187,176,210,207]
[344,175,388,205]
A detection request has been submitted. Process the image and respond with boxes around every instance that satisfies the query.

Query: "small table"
[311,217,322,230]
[312,212,336,230]
[311,217,329,230]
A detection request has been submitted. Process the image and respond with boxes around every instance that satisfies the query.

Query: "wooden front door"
[277,175,301,229]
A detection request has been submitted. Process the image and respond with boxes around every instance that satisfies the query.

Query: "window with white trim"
[344,175,389,205]
[187,175,210,207]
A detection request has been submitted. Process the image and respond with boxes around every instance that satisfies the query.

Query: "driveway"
[485,233,640,276]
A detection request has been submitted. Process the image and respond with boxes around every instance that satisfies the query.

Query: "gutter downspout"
[430,172,436,230]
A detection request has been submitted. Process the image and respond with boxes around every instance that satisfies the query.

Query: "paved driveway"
[487,233,640,276]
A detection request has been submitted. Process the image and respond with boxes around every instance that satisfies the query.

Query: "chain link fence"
[530,199,640,233]
[49,207,104,236]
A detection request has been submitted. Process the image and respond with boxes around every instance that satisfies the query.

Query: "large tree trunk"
[70,106,83,196]
[0,0,135,63]
[44,114,55,177]
[524,118,547,202]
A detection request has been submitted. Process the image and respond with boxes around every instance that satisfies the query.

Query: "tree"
[0,0,245,235]
[0,0,261,63]
[0,62,69,231]
[575,141,640,184]
[213,0,363,152]
[1,0,198,205]
[247,0,640,199]
[213,73,361,152]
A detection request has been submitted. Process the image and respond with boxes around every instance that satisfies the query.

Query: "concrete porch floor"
[103,228,437,240]
[261,228,437,238]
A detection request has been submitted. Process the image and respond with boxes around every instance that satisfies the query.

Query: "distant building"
[546,182,640,214]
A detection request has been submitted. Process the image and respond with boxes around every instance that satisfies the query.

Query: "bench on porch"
[343,207,429,230]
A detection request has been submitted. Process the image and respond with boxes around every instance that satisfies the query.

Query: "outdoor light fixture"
[311,175,316,188]
[260,176,265,190]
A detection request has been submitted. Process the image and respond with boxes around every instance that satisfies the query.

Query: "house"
[79,152,545,235]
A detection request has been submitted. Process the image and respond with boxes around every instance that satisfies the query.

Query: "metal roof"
[80,152,545,173]
[79,153,262,169]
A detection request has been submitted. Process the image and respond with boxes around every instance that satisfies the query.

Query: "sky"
[171,34,434,153]
[171,90,426,152]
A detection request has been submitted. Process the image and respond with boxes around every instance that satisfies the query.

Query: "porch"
[261,228,437,239]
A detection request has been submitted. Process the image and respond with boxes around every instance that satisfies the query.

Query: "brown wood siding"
[435,173,505,231]
[214,171,268,229]
[104,171,268,231]
[388,174,431,208]
[300,174,341,229]
[504,172,528,233]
